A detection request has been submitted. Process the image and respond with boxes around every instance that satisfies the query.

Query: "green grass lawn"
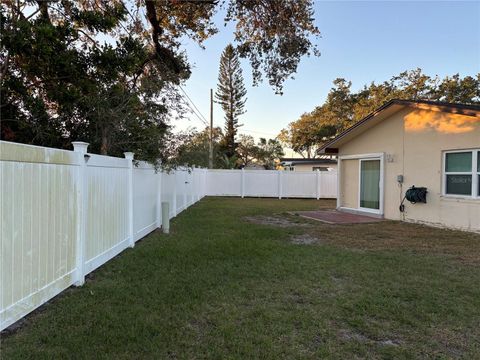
[2,197,480,359]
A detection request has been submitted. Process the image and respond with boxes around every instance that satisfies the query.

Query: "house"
[319,99,480,232]
[280,157,337,172]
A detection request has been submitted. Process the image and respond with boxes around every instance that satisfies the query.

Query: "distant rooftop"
[280,158,337,165]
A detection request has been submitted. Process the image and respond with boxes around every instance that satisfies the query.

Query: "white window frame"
[358,158,383,214]
[442,149,479,200]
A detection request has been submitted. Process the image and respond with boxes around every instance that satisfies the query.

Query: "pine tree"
[215,44,247,159]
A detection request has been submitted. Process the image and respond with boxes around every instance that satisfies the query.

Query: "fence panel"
[175,170,185,214]
[244,170,279,197]
[161,171,177,219]
[0,142,79,331]
[206,170,242,196]
[0,141,207,331]
[282,171,317,198]
[206,169,337,199]
[133,162,158,242]
[84,155,130,274]
[319,171,337,198]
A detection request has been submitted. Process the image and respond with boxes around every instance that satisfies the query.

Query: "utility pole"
[209,88,213,169]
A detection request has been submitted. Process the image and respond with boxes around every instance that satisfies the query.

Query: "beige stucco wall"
[338,107,480,232]
[339,108,406,220]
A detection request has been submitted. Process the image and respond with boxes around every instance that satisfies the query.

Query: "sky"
[175,1,480,155]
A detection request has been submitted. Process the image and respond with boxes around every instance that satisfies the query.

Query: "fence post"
[183,170,188,210]
[241,168,245,198]
[156,166,162,228]
[203,169,207,198]
[316,169,320,200]
[124,152,134,247]
[278,170,282,199]
[173,171,178,216]
[72,141,89,286]
[192,168,197,202]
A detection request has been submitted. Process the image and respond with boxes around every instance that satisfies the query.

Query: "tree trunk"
[100,128,109,155]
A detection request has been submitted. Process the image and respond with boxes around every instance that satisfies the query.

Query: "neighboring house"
[319,99,480,232]
[280,158,337,172]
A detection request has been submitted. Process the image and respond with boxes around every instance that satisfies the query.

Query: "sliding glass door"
[360,159,380,210]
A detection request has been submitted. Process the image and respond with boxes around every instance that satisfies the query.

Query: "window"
[443,149,480,198]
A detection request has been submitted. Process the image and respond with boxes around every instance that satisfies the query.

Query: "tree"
[0,1,188,162]
[278,113,336,158]
[434,74,480,104]
[236,134,257,167]
[236,135,284,168]
[1,1,320,161]
[255,138,285,169]
[174,127,225,168]
[215,44,247,159]
[321,78,356,131]
[144,0,321,92]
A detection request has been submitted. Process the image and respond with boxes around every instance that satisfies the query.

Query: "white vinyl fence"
[0,141,207,330]
[206,169,337,199]
[0,140,336,331]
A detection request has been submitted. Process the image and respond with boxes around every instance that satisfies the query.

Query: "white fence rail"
[0,141,336,331]
[0,141,207,331]
[207,169,337,199]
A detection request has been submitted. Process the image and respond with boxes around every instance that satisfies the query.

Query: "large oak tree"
[1,0,320,161]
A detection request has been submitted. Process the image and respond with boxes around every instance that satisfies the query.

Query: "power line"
[178,85,209,128]
[177,87,280,139]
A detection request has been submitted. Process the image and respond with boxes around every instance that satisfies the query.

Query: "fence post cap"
[124,152,134,160]
[72,141,89,153]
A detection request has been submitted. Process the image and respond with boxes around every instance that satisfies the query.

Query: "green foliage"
[0,1,188,161]
[280,69,480,158]
[236,135,284,169]
[2,1,320,163]
[255,138,285,169]
[215,44,247,159]
[174,127,231,169]
[236,134,257,167]
[226,0,320,94]
[174,130,284,170]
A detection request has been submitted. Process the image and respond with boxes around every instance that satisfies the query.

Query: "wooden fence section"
[206,169,337,199]
[0,141,207,331]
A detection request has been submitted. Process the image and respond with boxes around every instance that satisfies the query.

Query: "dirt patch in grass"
[290,234,320,245]
[245,210,480,264]
[296,221,480,265]
[339,329,401,347]
[243,215,312,228]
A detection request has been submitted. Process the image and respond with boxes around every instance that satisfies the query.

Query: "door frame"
[337,152,385,216]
